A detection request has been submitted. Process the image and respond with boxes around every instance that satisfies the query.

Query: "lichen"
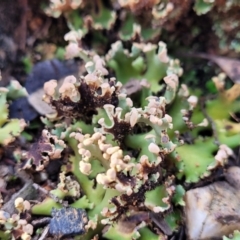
[10,2,240,238]
[0,198,33,240]
[29,58,183,239]
[25,45,240,238]
[0,83,27,146]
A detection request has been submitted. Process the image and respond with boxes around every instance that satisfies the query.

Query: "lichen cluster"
[46,0,240,55]
[0,198,32,240]
[28,57,183,239]
[0,1,240,239]
[23,48,240,239]
[1,41,240,240]
[0,81,27,146]
[194,0,240,54]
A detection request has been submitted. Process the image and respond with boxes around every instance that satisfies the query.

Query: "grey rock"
[49,207,88,238]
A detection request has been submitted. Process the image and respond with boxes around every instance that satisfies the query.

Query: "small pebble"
[49,207,88,238]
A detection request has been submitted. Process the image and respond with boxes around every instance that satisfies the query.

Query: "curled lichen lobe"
[21,129,65,171]
[43,74,121,122]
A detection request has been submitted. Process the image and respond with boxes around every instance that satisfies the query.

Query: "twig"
[39,225,50,240]
[32,183,68,207]
[31,217,51,228]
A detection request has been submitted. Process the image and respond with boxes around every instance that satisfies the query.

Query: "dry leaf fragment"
[189,53,240,83]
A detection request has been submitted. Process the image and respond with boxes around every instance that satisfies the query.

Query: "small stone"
[49,207,88,238]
